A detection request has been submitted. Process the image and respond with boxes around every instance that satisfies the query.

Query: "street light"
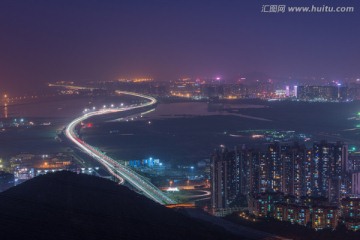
[337,83,341,100]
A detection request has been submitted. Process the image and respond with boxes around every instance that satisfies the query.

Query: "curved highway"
[65,91,176,205]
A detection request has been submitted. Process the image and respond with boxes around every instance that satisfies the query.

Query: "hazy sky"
[0,0,359,92]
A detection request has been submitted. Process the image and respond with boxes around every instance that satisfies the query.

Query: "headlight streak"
[65,91,176,205]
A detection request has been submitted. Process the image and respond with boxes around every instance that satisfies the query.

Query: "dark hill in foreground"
[0,171,240,240]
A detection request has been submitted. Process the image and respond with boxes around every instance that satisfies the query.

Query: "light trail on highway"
[65,91,176,205]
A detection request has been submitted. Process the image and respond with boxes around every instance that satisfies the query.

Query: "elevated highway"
[65,91,176,205]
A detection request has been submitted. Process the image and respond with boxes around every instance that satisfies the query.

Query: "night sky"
[0,0,359,93]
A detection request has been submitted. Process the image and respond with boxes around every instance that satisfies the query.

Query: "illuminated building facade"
[341,197,360,231]
[267,143,282,192]
[238,148,250,195]
[263,143,308,198]
[281,143,307,198]
[349,153,360,172]
[341,197,360,219]
[210,146,240,210]
[311,141,348,203]
[352,172,360,195]
[248,150,267,194]
[212,141,348,200]
[274,203,311,226]
[312,206,339,230]
[248,192,284,218]
[297,86,340,101]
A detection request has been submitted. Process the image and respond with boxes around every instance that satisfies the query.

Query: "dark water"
[0,95,141,119]
[81,101,360,165]
[1,99,359,163]
[0,121,66,157]
[0,96,138,157]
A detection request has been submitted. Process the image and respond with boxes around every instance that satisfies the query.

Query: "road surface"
[65,91,176,205]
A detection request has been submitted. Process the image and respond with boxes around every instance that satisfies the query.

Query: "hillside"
[0,171,240,240]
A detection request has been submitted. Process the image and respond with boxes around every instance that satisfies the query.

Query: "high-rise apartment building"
[210,146,240,210]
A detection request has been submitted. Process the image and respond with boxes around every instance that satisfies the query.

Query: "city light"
[64,91,176,205]
[166,187,179,192]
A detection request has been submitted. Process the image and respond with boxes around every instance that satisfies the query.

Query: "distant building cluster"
[124,157,166,176]
[0,153,99,190]
[297,85,349,102]
[44,78,360,102]
[125,157,163,168]
[210,141,360,231]
[167,78,360,101]
[10,154,79,184]
[0,118,36,129]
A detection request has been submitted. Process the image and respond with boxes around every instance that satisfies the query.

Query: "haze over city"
[1,0,360,94]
